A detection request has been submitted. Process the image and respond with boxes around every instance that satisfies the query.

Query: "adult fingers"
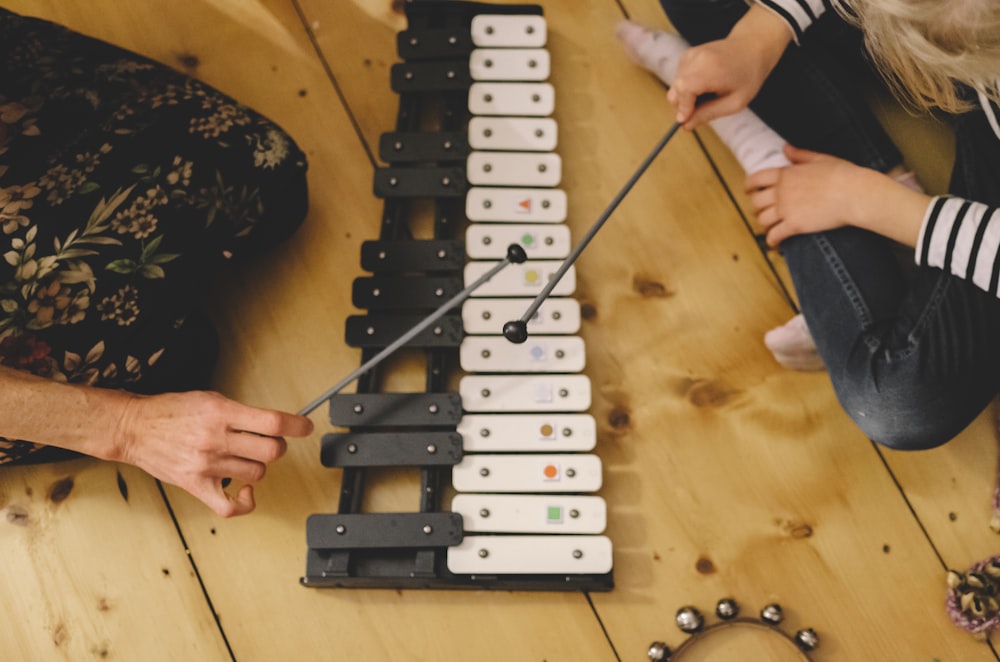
[226,429,288,464]
[195,481,256,518]
[213,454,270,484]
[227,402,314,439]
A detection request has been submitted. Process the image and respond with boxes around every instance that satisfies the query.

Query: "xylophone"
[300,0,614,591]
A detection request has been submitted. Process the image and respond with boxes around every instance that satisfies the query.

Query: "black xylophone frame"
[300,0,615,591]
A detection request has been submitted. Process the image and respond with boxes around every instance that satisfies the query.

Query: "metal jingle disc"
[675,605,705,634]
[760,603,784,625]
[795,628,820,651]
[647,640,672,661]
[715,598,739,620]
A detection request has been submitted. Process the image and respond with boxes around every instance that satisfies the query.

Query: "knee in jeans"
[837,389,955,451]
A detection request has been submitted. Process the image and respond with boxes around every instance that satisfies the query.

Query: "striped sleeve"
[754,0,830,42]
[915,196,1000,297]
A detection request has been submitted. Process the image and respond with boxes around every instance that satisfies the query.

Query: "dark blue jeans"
[661,0,1000,449]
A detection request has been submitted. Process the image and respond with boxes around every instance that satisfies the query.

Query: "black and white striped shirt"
[763,0,1000,297]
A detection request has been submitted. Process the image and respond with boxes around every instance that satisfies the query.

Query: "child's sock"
[763,314,825,372]
[615,20,791,174]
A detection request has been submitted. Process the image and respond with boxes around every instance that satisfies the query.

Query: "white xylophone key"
[467,152,561,187]
[465,260,575,297]
[467,117,557,151]
[470,48,550,81]
[466,224,570,259]
[460,336,585,373]
[469,82,554,116]
[451,494,607,534]
[458,413,596,452]
[462,298,581,335]
[447,535,613,574]
[470,15,547,48]
[466,187,567,223]
[460,375,591,412]
[452,454,603,492]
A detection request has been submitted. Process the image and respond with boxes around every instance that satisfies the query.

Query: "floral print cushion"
[0,8,309,463]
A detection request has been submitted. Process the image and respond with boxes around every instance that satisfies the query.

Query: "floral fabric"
[0,8,309,463]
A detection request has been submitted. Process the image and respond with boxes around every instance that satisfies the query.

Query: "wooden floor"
[1,0,997,659]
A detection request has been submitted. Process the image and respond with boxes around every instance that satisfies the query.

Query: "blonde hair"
[833,0,1000,114]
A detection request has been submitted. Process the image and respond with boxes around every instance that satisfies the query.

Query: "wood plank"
[0,460,230,660]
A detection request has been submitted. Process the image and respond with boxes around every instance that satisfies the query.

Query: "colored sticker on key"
[546,506,563,524]
[533,383,553,403]
[543,463,560,481]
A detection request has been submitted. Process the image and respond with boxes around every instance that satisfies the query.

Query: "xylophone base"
[301,547,614,591]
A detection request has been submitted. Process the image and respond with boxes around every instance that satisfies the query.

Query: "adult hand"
[113,390,313,517]
[667,4,791,128]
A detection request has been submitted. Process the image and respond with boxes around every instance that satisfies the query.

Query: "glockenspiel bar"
[458,412,597,452]
[452,453,603,492]
[460,336,586,373]
[467,151,562,187]
[447,535,613,575]
[466,223,570,260]
[469,82,555,116]
[460,374,592,412]
[451,494,607,533]
[462,298,581,335]
[470,48,551,81]
[467,117,558,151]
[470,14,547,48]
[464,260,576,298]
[466,187,568,223]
